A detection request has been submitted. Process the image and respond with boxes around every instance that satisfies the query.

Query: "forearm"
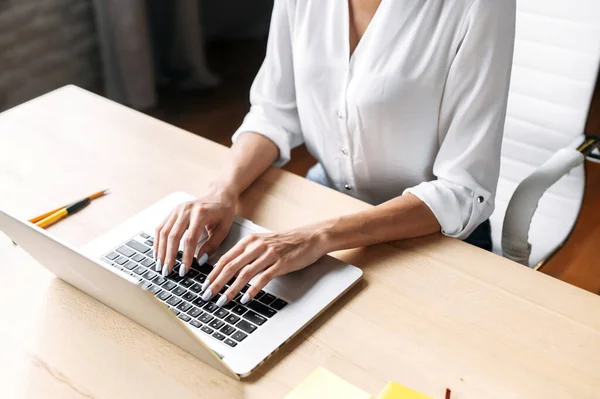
[210,132,279,198]
[317,194,441,253]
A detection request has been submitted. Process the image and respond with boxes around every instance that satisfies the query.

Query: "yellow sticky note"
[285,367,372,399]
[376,381,433,399]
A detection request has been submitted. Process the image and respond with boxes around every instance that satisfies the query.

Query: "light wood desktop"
[0,86,599,399]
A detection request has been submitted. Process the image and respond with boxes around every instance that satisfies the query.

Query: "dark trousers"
[464,219,493,251]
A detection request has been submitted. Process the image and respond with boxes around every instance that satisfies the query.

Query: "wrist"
[311,217,342,255]
[207,181,239,203]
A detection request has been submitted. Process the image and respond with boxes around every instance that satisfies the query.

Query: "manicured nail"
[152,249,156,259]
[197,253,208,265]
[216,295,227,307]
[162,264,169,276]
[155,259,162,272]
[179,264,187,277]
[201,278,211,292]
[240,293,250,304]
[201,288,212,301]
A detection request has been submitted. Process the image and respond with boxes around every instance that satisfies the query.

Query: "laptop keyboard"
[101,232,288,349]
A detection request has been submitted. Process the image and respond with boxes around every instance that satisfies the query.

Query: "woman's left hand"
[200,226,328,306]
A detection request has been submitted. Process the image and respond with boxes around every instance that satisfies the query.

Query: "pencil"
[445,388,451,399]
[31,189,110,228]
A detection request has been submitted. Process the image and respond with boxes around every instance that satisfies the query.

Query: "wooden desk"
[1,86,599,399]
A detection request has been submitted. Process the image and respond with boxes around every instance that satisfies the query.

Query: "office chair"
[491,0,600,267]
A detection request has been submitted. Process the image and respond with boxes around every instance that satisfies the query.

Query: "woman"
[153,0,515,307]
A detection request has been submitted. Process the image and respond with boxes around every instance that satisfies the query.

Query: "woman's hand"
[200,225,329,307]
[154,185,237,277]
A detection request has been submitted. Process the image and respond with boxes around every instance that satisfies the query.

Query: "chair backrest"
[492,0,600,267]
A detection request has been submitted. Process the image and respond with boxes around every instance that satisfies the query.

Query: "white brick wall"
[0,0,101,111]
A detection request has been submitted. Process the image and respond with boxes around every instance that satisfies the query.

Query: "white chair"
[492,0,600,267]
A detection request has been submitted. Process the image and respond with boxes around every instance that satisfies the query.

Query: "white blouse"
[233,0,515,239]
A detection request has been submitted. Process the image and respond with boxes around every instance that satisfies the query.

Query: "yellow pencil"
[31,189,110,229]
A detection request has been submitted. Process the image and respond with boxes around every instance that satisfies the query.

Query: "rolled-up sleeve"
[231,0,303,168]
[404,0,515,239]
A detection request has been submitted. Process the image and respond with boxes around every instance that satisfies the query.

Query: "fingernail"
[197,253,209,266]
[152,249,156,259]
[155,259,162,272]
[162,264,169,276]
[201,288,212,301]
[201,278,211,292]
[179,264,187,277]
[240,293,250,304]
[216,295,227,307]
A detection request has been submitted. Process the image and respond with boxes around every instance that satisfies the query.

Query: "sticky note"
[285,367,372,399]
[376,382,433,399]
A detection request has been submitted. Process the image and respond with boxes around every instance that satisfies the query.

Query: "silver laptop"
[0,191,362,378]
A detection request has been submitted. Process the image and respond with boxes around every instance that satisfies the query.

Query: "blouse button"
[336,110,345,119]
[341,148,348,156]
[477,196,484,204]
[344,184,352,190]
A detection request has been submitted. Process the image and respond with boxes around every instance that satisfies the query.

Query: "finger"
[201,243,265,303]
[179,215,207,277]
[221,252,275,306]
[241,264,282,304]
[195,222,230,264]
[163,217,189,276]
[155,213,177,273]
[200,235,249,292]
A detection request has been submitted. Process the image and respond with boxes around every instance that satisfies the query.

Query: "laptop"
[0,191,362,378]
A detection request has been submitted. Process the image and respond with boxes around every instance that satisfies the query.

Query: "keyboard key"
[162,281,177,291]
[224,314,240,325]
[240,284,250,293]
[190,319,202,329]
[236,320,258,334]
[231,305,247,316]
[182,292,197,302]
[212,332,226,341]
[210,294,222,304]
[132,253,145,262]
[144,239,154,247]
[140,232,150,239]
[166,296,182,306]
[247,301,277,318]
[178,313,191,322]
[189,283,203,293]
[187,269,199,279]
[198,313,214,323]
[142,270,157,280]
[220,324,236,336]
[148,285,161,295]
[140,281,151,290]
[141,258,155,268]
[193,260,213,275]
[201,326,214,335]
[231,330,248,342]
[215,308,229,319]
[208,319,224,330]
[192,274,206,283]
[180,278,194,288]
[133,266,146,275]
[115,256,129,265]
[203,302,218,313]
[254,290,265,300]
[192,297,207,307]
[224,338,237,347]
[176,301,192,312]
[106,252,119,260]
[153,276,166,286]
[123,260,137,270]
[169,307,181,316]
[243,310,267,325]
[258,293,276,305]
[270,299,288,310]
[116,246,135,258]
[187,307,203,318]
[172,286,187,297]
[223,300,236,310]
[126,240,151,254]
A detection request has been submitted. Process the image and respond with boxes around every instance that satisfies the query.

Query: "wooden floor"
[149,40,600,294]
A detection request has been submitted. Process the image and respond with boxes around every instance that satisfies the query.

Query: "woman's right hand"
[153,185,237,277]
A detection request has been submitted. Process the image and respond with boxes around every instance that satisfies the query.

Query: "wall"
[0,0,101,111]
